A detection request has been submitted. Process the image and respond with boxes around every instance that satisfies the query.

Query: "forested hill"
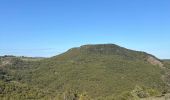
[0,44,170,100]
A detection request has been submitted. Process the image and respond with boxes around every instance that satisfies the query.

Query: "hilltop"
[0,44,169,100]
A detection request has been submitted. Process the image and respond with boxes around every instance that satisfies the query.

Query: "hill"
[163,59,170,69]
[0,44,169,100]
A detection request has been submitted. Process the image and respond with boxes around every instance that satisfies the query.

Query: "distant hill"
[0,44,169,100]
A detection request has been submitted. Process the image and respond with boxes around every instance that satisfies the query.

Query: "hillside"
[163,60,170,69]
[0,44,169,100]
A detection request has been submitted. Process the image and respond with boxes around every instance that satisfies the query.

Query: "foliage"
[0,44,167,99]
[0,80,51,100]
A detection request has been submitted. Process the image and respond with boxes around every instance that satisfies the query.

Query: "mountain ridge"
[54,44,164,68]
[0,44,169,100]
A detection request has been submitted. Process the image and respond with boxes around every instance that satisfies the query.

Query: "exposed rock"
[0,57,14,67]
[147,56,164,68]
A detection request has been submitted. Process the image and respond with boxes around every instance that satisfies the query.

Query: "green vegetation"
[0,80,50,100]
[163,59,170,69]
[0,44,169,99]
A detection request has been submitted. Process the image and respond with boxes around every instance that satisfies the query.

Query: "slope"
[0,44,168,100]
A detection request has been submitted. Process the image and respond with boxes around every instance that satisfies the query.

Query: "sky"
[0,0,170,59]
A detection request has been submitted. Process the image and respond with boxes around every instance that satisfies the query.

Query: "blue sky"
[0,0,170,59]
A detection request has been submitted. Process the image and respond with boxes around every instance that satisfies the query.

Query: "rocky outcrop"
[0,57,15,67]
[147,56,164,68]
